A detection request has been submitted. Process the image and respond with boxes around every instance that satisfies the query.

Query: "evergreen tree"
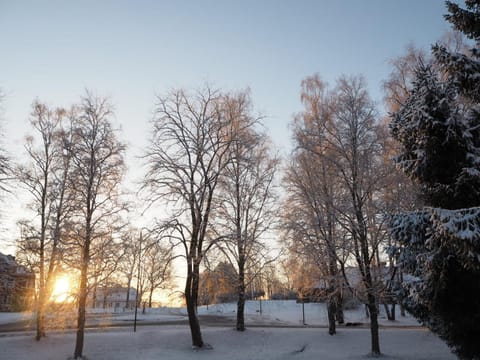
[390,2,480,359]
[390,63,478,209]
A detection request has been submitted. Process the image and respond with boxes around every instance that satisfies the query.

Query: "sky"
[0,0,451,254]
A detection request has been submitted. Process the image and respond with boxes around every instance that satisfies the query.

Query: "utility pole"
[134,231,142,333]
[302,299,306,325]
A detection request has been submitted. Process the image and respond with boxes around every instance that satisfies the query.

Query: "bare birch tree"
[282,151,347,334]
[15,101,74,340]
[332,76,386,355]
[88,231,125,308]
[69,92,126,359]
[289,74,388,355]
[213,91,279,331]
[283,76,347,335]
[142,236,173,308]
[117,229,140,309]
[143,86,234,348]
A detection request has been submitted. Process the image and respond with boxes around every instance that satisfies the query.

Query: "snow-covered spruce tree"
[390,63,478,209]
[390,1,480,359]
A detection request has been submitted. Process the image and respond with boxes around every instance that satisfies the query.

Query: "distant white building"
[89,286,137,311]
[0,252,35,311]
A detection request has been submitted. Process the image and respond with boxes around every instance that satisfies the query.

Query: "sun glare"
[51,275,73,303]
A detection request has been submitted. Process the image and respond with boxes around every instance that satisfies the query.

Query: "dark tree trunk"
[358,225,381,355]
[125,278,131,309]
[335,293,344,324]
[327,253,342,330]
[367,293,381,356]
[236,294,246,331]
[236,260,246,331]
[103,292,108,309]
[384,303,396,321]
[36,224,60,341]
[399,272,406,317]
[91,284,97,308]
[185,265,204,348]
[327,294,337,335]
[383,303,390,320]
[148,287,154,308]
[74,245,89,359]
[35,288,45,341]
[363,261,381,356]
[327,258,337,334]
[36,206,47,341]
[36,249,45,341]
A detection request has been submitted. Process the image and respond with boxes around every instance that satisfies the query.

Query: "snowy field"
[0,300,422,327]
[87,300,422,327]
[196,300,422,326]
[0,326,455,360]
[0,301,456,359]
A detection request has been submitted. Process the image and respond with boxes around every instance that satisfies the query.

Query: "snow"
[0,326,455,360]
[0,300,421,328]
[431,207,480,242]
[0,300,456,359]
[390,207,480,268]
[196,300,422,327]
[0,312,33,325]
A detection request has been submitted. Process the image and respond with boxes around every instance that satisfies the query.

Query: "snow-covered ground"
[96,299,422,327]
[0,300,420,327]
[196,300,422,327]
[0,301,455,359]
[0,311,33,325]
[0,326,455,360]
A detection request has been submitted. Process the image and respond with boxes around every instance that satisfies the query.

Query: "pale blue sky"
[0,0,451,251]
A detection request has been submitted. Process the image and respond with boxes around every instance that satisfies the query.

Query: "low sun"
[51,275,73,303]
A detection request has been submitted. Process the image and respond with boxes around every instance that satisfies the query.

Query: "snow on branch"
[389,210,430,245]
[390,207,480,271]
[430,207,480,268]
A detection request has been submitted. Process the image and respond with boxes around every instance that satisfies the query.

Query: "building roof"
[0,252,35,277]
